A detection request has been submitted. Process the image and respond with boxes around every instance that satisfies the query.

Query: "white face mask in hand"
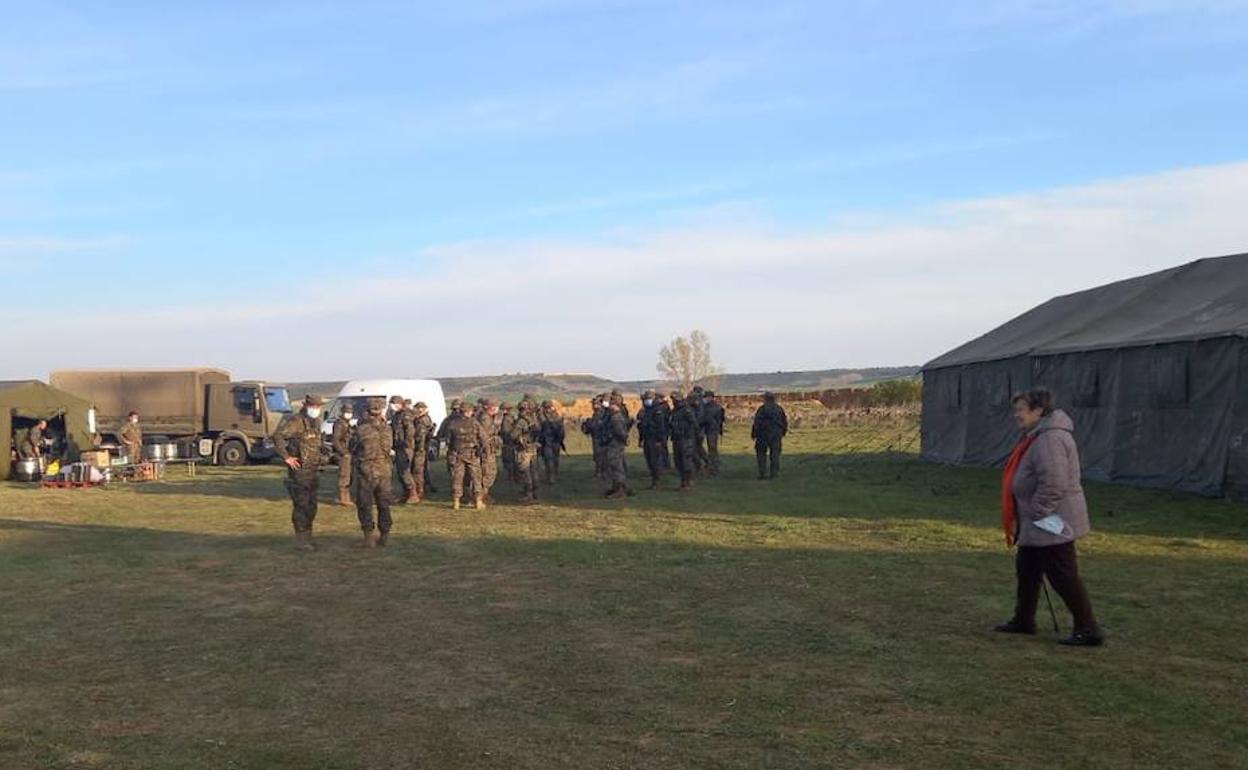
[306,407,322,419]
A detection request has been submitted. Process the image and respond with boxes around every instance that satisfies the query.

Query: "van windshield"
[329,396,372,421]
[264,388,293,413]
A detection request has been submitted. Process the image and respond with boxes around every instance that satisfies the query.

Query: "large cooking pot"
[142,443,180,461]
[13,458,41,482]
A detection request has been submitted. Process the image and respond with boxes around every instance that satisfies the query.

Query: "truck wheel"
[218,440,247,466]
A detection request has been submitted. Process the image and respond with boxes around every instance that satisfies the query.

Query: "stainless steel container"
[14,458,41,482]
[142,443,180,461]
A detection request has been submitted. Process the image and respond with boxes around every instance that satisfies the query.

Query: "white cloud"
[3,161,1247,381]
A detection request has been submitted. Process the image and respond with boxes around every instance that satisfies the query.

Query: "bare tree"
[657,330,723,392]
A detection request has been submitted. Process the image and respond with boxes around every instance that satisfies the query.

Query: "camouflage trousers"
[448,450,482,503]
[355,467,394,533]
[394,449,416,498]
[755,437,782,479]
[591,440,605,478]
[285,466,320,533]
[604,443,628,487]
[705,431,721,475]
[480,450,498,495]
[671,439,696,484]
[692,431,708,471]
[409,446,427,497]
[643,439,670,481]
[336,453,352,494]
[540,443,560,482]
[514,448,539,498]
[502,443,517,482]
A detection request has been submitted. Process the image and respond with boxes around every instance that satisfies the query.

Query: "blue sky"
[3,0,1248,380]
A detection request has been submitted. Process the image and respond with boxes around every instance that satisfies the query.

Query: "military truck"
[49,368,293,465]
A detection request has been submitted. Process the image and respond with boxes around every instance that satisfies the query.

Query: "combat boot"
[606,484,625,499]
[452,498,461,511]
[377,531,389,547]
[294,530,315,552]
[475,496,486,510]
[361,529,378,549]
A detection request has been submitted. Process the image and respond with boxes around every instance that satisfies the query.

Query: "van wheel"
[218,440,247,466]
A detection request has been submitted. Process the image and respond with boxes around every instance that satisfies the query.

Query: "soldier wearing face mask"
[332,403,355,506]
[273,394,327,551]
[581,394,609,479]
[637,390,671,489]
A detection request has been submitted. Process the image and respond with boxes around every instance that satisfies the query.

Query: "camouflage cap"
[482,398,496,408]
[367,397,387,411]
[389,395,404,404]
[304,394,325,406]
[477,397,488,405]
[449,398,462,409]
[414,401,427,409]
[541,399,554,408]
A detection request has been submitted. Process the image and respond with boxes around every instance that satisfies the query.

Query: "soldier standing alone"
[752,392,789,480]
[332,402,355,506]
[273,394,326,551]
[117,411,143,465]
[701,391,726,476]
[353,398,395,546]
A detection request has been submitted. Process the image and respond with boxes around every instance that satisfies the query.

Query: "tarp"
[1,381,95,480]
[927,253,1248,370]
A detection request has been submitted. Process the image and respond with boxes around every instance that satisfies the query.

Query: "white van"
[322,379,448,437]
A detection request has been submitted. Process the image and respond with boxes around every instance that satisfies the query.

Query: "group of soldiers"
[273,388,790,551]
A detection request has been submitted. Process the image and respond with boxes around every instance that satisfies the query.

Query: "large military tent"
[921,253,1248,498]
[2,380,95,480]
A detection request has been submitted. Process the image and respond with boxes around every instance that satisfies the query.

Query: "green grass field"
[2,424,1246,769]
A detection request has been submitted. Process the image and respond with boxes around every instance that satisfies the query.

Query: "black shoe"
[1058,630,1104,647]
[994,620,1036,635]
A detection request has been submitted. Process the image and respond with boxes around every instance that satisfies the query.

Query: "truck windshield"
[265,388,293,413]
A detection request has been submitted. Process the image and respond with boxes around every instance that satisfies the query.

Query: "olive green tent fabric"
[922,253,1248,498]
[1,381,95,480]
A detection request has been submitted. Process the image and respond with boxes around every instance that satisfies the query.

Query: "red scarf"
[1001,434,1037,547]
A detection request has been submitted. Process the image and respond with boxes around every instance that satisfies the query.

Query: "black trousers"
[1013,542,1098,633]
[755,437,782,478]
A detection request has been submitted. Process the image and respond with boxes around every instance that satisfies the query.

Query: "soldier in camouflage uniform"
[274,394,326,551]
[409,401,435,501]
[581,394,608,479]
[751,392,789,480]
[601,396,634,498]
[476,398,502,502]
[509,400,542,502]
[700,390,726,476]
[668,391,698,491]
[331,401,355,506]
[637,389,671,489]
[353,398,395,547]
[499,403,518,483]
[389,396,417,503]
[444,400,488,510]
[538,400,566,485]
[688,385,708,473]
[117,411,143,466]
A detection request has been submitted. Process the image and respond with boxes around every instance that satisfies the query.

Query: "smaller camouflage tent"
[2,380,95,480]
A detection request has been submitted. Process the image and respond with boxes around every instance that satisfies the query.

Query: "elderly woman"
[996,388,1103,646]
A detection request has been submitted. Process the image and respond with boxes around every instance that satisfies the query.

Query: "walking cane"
[1041,580,1060,634]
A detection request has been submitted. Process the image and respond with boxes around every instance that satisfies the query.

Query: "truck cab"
[205,381,293,465]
